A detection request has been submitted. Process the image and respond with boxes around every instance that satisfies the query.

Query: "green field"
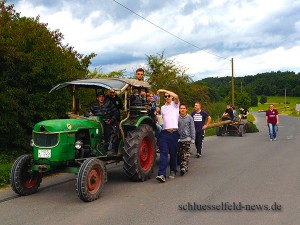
[250,96,300,116]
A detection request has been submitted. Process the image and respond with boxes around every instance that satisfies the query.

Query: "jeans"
[158,130,178,177]
[268,123,277,140]
[155,124,162,140]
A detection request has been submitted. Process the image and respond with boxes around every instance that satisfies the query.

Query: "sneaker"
[169,171,176,179]
[180,168,186,176]
[270,139,273,141]
[273,138,276,141]
[196,153,201,158]
[156,175,166,182]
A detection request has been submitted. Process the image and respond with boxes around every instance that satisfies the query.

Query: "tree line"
[198,71,300,102]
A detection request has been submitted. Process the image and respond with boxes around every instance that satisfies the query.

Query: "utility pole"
[231,58,234,106]
[285,87,287,109]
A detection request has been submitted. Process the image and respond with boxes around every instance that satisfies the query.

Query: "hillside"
[196,71,300,99]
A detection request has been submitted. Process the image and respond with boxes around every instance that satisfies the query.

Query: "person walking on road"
[178,103,195,176]
[156,89,180,182]
[191,102,211,158]
[239,107,249,126]
[266,104,279,141]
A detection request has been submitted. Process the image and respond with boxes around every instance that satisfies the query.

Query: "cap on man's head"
[97,91,105,97]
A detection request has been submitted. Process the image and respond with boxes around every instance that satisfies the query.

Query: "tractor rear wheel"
[123,124,156,181]
[77,158,105,202]
[10,154,42,196]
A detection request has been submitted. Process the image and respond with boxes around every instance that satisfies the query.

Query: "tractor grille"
[33,133,59,147]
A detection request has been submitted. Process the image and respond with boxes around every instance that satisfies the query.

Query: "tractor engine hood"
[33,119,101,133]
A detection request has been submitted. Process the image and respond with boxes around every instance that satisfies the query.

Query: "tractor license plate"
[38,149,51,158]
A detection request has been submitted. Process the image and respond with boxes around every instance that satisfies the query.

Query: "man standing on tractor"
[89,91,120,154]
[135,68,159,104]
[156,89,180,182]
[135,68,145,81]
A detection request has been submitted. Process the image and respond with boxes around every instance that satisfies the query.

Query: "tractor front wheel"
[10,154,42,196]
[123,124,156,181]
[76,158,105,202]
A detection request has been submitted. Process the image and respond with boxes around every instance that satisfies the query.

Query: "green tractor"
[10,78,157,202]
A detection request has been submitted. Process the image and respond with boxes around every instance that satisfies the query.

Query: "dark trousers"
[158,130,178,177]
[195,130,204,154]
[104,123,117,151]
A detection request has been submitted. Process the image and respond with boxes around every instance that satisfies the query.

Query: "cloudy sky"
[8,0,300,81]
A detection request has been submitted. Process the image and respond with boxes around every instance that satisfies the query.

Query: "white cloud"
[9,0,300,80]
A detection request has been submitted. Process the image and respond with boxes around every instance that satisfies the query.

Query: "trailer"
[207,120,245,137]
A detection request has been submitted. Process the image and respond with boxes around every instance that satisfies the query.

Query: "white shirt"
[161,101,179,129]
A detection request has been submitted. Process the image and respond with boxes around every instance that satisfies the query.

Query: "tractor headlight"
[30,139,34,147]
[75,140,83,149]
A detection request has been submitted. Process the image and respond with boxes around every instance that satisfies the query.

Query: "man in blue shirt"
[191,102,211,158]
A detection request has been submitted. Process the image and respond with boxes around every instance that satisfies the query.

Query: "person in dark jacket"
[106,89,123,121]
[222,104,234,121]
[89,91,120,154]
[191,102,211,158]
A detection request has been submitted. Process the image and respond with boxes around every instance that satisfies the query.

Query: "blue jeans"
[155,124,162,140]
[268,123,277,140]
[158,130,178,177]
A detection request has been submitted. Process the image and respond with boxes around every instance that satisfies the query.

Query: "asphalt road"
[1,112,300,225]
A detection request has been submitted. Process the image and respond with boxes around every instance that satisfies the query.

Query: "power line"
[112,0,229,61]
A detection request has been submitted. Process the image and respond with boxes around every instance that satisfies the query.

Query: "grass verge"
[250,96,300,117]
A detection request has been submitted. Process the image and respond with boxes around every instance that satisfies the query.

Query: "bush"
[259,95,267,104]
[245,122,259,133]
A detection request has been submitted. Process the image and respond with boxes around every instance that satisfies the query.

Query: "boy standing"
[191,102,211,158]
[178,103,195,175]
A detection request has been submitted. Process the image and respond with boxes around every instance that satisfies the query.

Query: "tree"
[259,95,268,104]
[235,91,251,110]
[245,85,258,106]
[87,66,126,78]
[291,85,300,97]
[0,2,95,151]
[145,52,210,108]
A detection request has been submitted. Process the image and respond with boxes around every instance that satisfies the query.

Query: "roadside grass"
[0,151,21,188]
[250,96,300,117]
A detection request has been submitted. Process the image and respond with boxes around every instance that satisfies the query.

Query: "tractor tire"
[216,127,222,136]
[123,124,156,181]
[77,158,105,202]
[239,125,245,137]
[10,154,42,196]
